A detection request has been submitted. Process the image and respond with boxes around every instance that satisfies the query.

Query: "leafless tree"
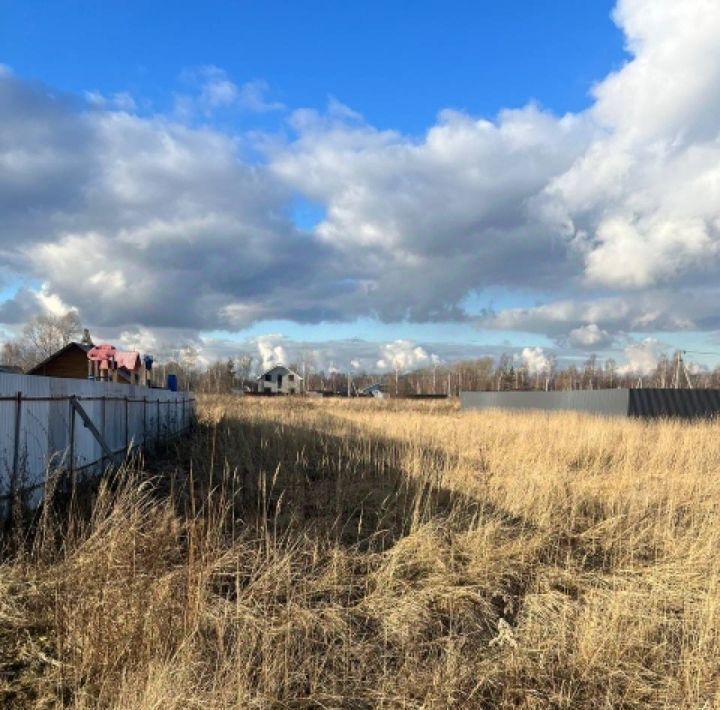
[24,312,81,359]
[1,311,82,370]
[0,340,31,370]
[234,353,254,383]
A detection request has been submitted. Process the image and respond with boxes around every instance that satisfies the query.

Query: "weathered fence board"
[0,372,194,517]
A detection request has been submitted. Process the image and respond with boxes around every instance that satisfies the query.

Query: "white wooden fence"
[0,372,195,517]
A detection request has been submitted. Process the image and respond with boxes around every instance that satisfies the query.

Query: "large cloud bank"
[1,0,720,354]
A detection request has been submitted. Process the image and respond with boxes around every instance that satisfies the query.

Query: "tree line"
[168,351,720,395]
[3,312,720,393]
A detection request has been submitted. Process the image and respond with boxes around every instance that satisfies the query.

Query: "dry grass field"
[2,395,720,708]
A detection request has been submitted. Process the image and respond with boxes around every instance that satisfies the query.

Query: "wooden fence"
[0,372,195,518]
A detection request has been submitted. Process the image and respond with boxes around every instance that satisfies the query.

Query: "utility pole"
[672,351,693,389]
[677,351,693,389]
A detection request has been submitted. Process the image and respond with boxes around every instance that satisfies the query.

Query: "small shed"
[257,365,303,394]
[27,341,93,379]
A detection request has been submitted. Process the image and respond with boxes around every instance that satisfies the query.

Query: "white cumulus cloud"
[2,0,720,356]
[519,347,551,375]
[376,340,437,373]
[567,323,614,350]
[617,338,663,375]
[256,336,289,372]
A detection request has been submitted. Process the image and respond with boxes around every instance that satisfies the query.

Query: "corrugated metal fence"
[460,390,631,416]
[627,388,720,418]
[1,372,195,517]
[461,388,720,418]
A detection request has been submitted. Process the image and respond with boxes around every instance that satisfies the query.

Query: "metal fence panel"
[0,372,195,516]
[461,388,720,419]
[0,397,15,499]
[460,390,631,416]
[628,388,720,418]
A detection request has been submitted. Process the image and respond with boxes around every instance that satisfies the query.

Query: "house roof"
[0,365,23,374]
[27,341,93,374]
[116,351,141,370]
[256,364,303,380]
[87,344,141,371]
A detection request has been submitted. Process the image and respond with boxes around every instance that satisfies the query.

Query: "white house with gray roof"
[257,365,303,394]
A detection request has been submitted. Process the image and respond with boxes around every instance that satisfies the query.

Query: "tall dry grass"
[2,395,720,708]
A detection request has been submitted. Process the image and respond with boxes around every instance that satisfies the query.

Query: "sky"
[1,0,720,375]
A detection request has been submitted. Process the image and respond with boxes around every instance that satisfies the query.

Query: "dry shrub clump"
[2,395,720,708]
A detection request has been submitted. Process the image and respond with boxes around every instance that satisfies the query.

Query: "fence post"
[182,397,186,432]
[143,396,147,447]
[156,399,161,450]
[11,391,22,502]
[101,395,107,471]
[124,396,129,452]
[68,396,75,476]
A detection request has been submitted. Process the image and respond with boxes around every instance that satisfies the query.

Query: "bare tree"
[604,358,617,388]
[24,312,81,359]
[235,352,254,384]
[300,349,316,386]
[1,340,32,370]
[2,311,82,370]
[583,354,598,389]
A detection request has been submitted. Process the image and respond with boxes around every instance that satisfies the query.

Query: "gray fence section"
[461,389,720,418]
[460,390,631,416]
[0,372,195,516]
[628,389,720,418]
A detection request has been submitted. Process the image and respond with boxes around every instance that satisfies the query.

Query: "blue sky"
[2,0,720,374]
[1,1,623,130]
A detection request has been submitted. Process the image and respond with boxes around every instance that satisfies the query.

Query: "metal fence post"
[68,396,75,476]
[124,395,129,452]
[101,395,107,471]
[156,398,161,449]
[11,391,22,501]
[182,396,186,432]
[143,396,147,447]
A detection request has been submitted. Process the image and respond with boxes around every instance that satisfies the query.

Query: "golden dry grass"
[2,395,720,708]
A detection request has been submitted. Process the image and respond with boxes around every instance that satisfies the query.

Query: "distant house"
[359,383,386,399]
[257,365,303,394]
[0,365,24,375]
[27,341,93,379]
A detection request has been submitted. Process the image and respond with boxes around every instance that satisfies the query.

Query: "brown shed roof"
[26,341,92,375]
